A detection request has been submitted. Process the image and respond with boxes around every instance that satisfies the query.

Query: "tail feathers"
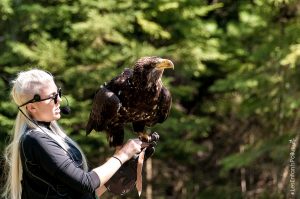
[108,132,124,147]
[86,119,94,136]
[86,118,107,136]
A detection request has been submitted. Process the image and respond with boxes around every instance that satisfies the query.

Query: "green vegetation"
[1,0,300,198]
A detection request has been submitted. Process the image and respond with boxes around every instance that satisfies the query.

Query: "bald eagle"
[86,56,173,147]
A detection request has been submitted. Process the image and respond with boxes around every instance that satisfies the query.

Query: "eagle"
[86,56,173,147]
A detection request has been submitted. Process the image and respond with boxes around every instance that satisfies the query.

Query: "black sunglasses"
[18,88,62,107]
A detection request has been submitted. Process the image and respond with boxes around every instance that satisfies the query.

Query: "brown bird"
[86,56,173,147]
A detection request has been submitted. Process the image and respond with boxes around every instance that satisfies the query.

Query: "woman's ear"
[26,104,37,114]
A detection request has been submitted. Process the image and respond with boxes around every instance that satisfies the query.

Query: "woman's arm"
[23,131,142,196]
[96,185,107,197]
[92,139,142,197]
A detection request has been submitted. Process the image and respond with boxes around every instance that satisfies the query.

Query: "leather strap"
[136,148,146,196]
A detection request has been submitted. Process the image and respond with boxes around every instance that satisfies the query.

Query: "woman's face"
[28,81,62,122]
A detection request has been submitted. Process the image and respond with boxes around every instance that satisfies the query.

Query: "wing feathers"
[157,86,172,123]
[86,87,120,135]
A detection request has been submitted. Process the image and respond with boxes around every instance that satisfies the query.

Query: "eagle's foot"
[138,132,159,144]
[138,132,149,142]
[149,132,159,142]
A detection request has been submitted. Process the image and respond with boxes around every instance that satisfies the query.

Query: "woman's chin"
[54,112,61,120]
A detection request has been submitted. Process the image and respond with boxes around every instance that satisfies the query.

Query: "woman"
[2,69,143,199]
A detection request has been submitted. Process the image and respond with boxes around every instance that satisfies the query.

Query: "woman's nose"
[57,94,62,104]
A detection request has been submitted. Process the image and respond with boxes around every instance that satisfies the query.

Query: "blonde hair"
[2,69,88,199]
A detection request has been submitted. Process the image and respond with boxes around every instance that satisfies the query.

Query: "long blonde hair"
[2,69,88,199]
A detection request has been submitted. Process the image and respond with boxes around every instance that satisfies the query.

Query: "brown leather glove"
[105,132,159,195]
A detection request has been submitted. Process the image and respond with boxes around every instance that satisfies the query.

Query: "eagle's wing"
[86,87,121,135]
[157,86,172,123]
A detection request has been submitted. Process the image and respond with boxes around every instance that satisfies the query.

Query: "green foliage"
[10,33,67,71]
[220,134,292,172]
[0,0,13,20]
[1,0,300,198]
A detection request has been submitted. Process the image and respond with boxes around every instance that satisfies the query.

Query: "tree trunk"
[146,158,152,199]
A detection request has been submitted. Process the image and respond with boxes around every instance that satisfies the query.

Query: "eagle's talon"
[150,132,159,142]
[138,132,150,143]
[138,132,160,143]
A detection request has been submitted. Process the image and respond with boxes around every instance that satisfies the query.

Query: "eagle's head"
[133,56,174,86]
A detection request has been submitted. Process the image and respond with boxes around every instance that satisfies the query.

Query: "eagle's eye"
[142,63,154,70]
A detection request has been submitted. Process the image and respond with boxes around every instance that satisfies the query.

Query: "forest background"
[1,0,300,198]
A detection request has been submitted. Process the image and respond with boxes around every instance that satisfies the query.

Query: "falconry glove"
[105,132,159,195]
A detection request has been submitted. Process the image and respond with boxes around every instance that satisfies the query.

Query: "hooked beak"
[155,59,174,70]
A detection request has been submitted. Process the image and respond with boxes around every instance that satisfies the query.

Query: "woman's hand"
[113,139,142,164]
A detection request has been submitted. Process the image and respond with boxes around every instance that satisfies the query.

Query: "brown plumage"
[86,56,173,147]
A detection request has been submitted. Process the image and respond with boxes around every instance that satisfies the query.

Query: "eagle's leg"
[138,132,150,142]
[133,123,159,143]
[138,131,159,144]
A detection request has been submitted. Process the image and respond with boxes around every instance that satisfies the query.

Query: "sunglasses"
[19,88,62,107]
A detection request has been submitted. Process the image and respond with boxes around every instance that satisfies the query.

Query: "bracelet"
[112,156,123,165]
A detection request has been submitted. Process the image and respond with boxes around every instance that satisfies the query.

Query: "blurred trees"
[1,0,300,198]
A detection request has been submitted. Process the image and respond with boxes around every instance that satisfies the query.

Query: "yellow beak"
[156,59,174,70]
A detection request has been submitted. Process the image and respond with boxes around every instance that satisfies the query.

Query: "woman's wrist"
[112,156,123,165]
[113,150,129,164]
